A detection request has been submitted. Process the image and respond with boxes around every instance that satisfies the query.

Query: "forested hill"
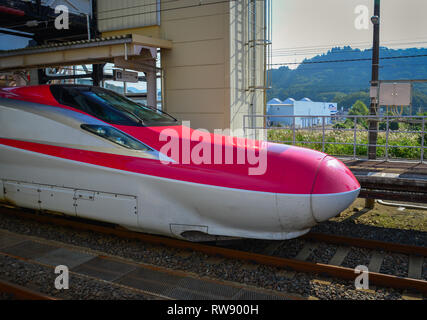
[267,47,427,111]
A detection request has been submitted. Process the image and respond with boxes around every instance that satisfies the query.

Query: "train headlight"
[81,124,152,151]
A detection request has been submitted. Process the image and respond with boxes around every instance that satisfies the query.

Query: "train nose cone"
[311,156,361,223]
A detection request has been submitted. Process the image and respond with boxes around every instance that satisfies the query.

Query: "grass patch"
[268,127,424,160]
[332,199,427,232]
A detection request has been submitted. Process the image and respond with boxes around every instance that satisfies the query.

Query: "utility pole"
[369,0,380,159]
[366,0,381,209]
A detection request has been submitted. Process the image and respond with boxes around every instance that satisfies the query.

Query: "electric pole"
[366,0,381,209]
[369,0,380,159]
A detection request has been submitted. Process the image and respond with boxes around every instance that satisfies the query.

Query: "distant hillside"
[268,47,427,112]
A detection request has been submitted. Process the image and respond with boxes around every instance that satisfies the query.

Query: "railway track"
[0,224,298,300]
[342,159,427,203]
[0,205,426,298]
[0,279,56,300]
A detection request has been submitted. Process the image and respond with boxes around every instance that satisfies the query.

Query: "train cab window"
[92,90,177,124]
[51,85,141,125]
[50,85,177,126]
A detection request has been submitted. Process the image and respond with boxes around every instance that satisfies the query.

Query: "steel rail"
[1,206,426,294]
[302,232,427,257]
[0,279,57,300]
[359,188,427,204]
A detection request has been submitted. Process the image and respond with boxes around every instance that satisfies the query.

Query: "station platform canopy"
[0,33,172,72]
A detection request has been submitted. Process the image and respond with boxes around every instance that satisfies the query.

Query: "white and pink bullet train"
[0,85,360,241]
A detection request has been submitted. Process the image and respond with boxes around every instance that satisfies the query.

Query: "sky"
[272,0,427,67]
[0,32,30,50]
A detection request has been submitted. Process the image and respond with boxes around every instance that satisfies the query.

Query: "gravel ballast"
[0,211,420,300]
[0,254,158,300]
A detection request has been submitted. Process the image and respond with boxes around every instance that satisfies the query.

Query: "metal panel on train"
[38,185,76,216]
[75,191,138,227]
[97,0,160,32]
[4,181,40,210]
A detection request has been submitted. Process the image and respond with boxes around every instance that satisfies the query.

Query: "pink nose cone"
[311,156,361,223]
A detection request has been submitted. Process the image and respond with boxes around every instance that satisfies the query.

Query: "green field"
[268,125,425,160]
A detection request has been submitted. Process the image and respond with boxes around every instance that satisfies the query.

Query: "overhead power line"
[270,54,427,67]
[271,37,427,61]
[271,36,427,51]
[271,41,427,58]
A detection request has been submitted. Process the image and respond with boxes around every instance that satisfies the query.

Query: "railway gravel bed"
[341,248,373,270]
[311,221,427,247]
[0,211,415,300]
[0,254,157,300]
[380,254,410,278]
[306,243,337,264]
[273,239,307,259]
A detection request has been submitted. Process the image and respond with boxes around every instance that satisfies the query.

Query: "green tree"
[349,100,369,116]
[348,100,369,128]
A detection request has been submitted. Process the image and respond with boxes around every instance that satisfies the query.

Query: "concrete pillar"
[29,69,40,85]
[146,60,157,108]
[92,64,105,87]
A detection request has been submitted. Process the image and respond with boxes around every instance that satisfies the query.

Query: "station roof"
[0,34,173,72]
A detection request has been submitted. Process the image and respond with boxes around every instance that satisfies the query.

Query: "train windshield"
[50,85,177,126]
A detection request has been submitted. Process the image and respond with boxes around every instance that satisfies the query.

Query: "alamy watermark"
[54,265,69,290]
[354,4,370,30]
[158,122,268,176]
[354,265,369,290]
[54,5,69,30]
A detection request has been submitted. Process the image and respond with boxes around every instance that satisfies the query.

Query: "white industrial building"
[267,98,338,128]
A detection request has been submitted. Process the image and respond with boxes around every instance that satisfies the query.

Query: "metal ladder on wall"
[245,0,272,139]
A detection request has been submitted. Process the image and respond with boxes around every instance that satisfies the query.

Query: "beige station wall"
[101,0,266,136]
[159,0,230,132]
